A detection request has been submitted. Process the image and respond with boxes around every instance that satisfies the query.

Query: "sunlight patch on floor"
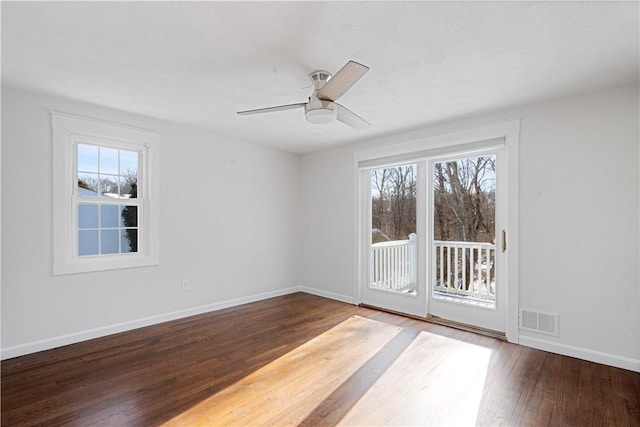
[337,331,492,426]
[162,315,401,426]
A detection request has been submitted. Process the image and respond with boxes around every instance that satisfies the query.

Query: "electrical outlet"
[181,279,190,292]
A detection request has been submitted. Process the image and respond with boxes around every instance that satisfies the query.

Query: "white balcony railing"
[433,240,495,302]
[370,233,417,294]
[369,236,495,302]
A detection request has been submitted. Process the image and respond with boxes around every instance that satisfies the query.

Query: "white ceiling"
[2,2,638,153]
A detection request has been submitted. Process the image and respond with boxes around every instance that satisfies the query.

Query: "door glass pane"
[370,164,417,295]
[433,155,496,304]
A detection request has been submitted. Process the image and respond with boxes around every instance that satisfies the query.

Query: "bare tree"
[434,156,496,289]
[371,169,389,234]
[371,165,416,241]
[434,156,495,243]
[372,157,496,290]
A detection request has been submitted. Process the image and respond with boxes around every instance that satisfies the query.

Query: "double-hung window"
[52,113,159,274]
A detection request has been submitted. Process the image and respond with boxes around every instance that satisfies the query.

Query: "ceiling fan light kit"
[305,99,337,124]
[237,60,370,129]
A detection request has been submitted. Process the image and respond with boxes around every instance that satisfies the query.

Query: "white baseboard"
[299,286,356,305]
[519,335,640,373]
[1,286,300,360]
[5,287,636,375]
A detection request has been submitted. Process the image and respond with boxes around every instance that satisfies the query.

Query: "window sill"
[53,254,159,275]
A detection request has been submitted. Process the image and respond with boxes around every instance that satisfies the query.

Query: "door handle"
[502,230,507,252]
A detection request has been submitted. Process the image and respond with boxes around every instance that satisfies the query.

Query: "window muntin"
[75,143,141,257]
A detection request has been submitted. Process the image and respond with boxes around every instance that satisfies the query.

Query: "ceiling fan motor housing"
[309,70,332,88]
[305,70,337,124]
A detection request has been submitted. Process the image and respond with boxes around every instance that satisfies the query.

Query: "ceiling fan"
[237,60,371,129]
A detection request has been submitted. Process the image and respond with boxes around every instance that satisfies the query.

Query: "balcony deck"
[370,238,496,304]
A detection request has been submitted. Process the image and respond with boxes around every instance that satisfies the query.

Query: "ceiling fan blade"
[237,102,305,115]
[316,60,369,102]
[336,103,370,130]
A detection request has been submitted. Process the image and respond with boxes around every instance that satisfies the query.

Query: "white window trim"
[52,112,159,275]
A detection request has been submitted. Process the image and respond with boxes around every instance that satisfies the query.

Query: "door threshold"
[426,314,507,341]
[359,304,507,341]
[359,304,427,322]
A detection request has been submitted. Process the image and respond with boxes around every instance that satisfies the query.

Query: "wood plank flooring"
[2,292,639,426]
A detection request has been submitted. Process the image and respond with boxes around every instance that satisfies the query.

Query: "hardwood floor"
[2,293,639,426]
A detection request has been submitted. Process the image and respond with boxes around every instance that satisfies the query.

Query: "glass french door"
[427,148,506,333]
[359,146,507,332]
[359,162,428,317]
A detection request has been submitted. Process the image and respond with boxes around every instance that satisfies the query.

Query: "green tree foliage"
[121,179,137,253]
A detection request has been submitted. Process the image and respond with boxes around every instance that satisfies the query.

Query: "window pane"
[78,173,100,195]
[100,147,119,175]
[433,155,496,243]
[433,155,497,304]
[78,204,98,229]
[121,229,138,253]
[77,144,98,173]
[101,229,119,254]
[120,205,138,228]
[79,230,99,256]
[369,164,417,295]
[100,176,119,198]
[100,205,119,228]
[120,150,138,177]
[119,176,137,198]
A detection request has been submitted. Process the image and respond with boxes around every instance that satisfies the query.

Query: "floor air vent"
[519,309,558,336]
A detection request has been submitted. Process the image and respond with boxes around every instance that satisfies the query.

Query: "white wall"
[3,83,638,372]
[516,84,638,370]
[299,147,357,303]
[1,86,301,357]
[300,83,640,371]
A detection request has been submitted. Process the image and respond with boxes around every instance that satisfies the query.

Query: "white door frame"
[353,120,520,343]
